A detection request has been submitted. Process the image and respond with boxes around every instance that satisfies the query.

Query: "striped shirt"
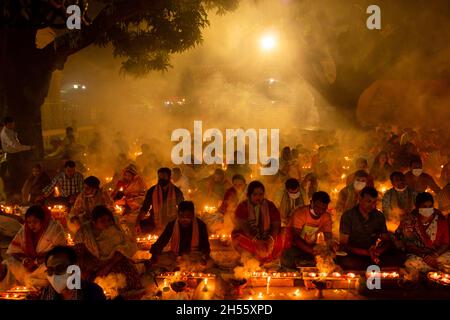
[43,172,84,197]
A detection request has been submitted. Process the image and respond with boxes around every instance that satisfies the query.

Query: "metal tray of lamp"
[0,286,40,300]
[427,272,450,289]
[247,271,299,287]
[363,270,403,290]
[299,267,360,290]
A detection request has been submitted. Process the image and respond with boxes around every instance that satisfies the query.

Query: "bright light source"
[268,78,276,84]
[260,33,277,52]
[81,85,86,90]
[73,84,79,89]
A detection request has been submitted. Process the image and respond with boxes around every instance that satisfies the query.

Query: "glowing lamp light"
[260,33,277,52]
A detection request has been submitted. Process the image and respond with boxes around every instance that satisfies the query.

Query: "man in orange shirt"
[281,191,332,269]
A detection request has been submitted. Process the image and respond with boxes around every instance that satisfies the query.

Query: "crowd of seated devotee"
[0,125,449,299]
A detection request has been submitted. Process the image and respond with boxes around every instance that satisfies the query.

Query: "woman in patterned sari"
[74,205,141,293]
[0,206,66,291]
[395,192,450,273]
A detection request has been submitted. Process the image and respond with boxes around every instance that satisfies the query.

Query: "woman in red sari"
[232,181,285,263]
[395,192,450,273]
[0,206,66,291]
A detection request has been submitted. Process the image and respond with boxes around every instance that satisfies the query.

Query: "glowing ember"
[136,234,158,244]
[54,186,60,197]
[257,292,263,299]
[115,205,124,214]
[427,272,450,286]
[203,205,217,214]
[66,233,74,246]
[293,289,301,297]
[332,272,341,278]
[209,234,231,240]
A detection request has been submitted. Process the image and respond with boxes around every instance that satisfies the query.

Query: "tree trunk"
[3,27,54,159]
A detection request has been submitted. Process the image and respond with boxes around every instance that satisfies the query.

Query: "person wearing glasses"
[41,246,105,300]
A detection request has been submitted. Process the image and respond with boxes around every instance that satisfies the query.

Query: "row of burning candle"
[428,272,450,285]
[0,286,34,300]
[248,289,302,300]
[0,204,21,215]
[136,233,232,244]
[159,272,216,279]
[157,271,402,280]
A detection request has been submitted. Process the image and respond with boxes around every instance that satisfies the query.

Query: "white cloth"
[0,127,31,154]
[1,220,66,292]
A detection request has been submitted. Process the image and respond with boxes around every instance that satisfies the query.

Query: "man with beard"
[136,167,184,233]
[148,201,211,271]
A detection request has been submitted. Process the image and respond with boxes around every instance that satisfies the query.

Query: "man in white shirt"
[0,117,33,197]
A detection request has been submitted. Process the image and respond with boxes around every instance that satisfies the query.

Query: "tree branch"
[41,0,153,70]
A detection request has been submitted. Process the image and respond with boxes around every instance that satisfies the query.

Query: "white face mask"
[354,181,366,191]
[412,169,423,177]
[394,186,408,192]
[47,273,69,294]
[418,208,434,218]
[288,191,301,200]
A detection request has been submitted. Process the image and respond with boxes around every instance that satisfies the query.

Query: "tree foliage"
[1,0,239,75]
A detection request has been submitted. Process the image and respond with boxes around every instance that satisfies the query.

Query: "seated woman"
[74,205,141,293]
[232,181,284,264]
[148,201,212,272]
[68,176,115,233]
[0,206,66,291]
[395,192,450,273]
[111,164,146,214]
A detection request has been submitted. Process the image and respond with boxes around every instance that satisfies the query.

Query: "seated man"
[68,176,115,233]
[275,178,308,227]
[338,187,405,270]
[136,167,184,234]
[21,164,51,205]
[199,168,232,206]
[282,192,332,269]
[41,160,84,207]
[41,246,106,300]
[395,192,450,273]
[148,201,212,271]
[111,164,147,213]
[346,158,374,186]
[74,205,142,293]
[218,174,247,216]
[336,170,370,216]
[232,181,284,263]
[0,206,66,291]
[405,157,441,194]
[382,171,416,225]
